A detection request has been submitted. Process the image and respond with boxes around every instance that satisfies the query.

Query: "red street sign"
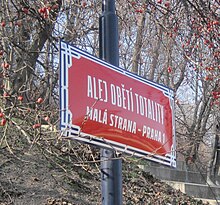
[59,41,176,167]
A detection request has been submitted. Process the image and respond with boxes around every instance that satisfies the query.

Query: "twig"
[11,119,31,143]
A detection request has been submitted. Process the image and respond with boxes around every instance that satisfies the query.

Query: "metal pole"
[99,1,122,205]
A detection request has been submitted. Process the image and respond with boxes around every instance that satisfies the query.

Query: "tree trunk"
[207,117,220,185]
[131,12,146,74]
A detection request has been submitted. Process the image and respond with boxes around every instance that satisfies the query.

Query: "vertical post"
[99,1,122,205]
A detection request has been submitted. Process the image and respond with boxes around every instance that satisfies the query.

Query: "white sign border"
[59,40,176,168]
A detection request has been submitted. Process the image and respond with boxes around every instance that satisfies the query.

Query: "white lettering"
[109,114,136,134]
[142,125,166,143]
[87,75,108,102]
[87,75,93,98]
[86,106,108,124]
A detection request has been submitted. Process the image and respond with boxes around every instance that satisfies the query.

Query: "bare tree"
[0,0,219,184]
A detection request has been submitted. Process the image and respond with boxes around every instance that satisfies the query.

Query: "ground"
[0,137,208,205]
